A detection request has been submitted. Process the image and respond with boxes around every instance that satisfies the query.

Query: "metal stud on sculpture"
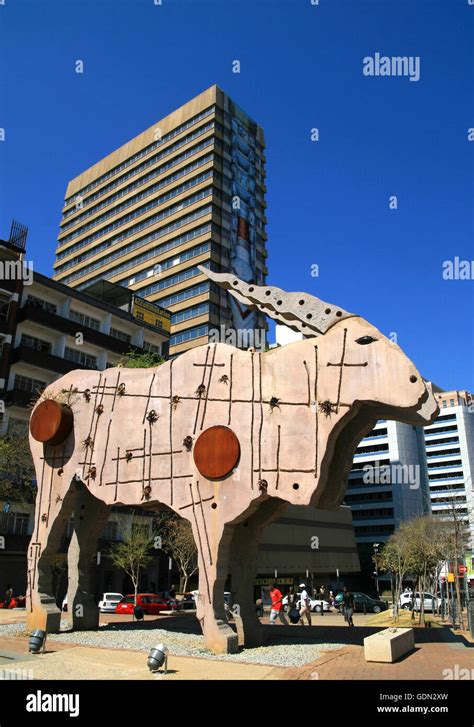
[26,270,439,655]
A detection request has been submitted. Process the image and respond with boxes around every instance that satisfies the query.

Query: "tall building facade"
[343,390,474,583]
[426,390,474,570]
[343,419,431,575]
[53,85,268,357]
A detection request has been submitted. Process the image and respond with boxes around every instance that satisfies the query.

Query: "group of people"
[267,583,356,627]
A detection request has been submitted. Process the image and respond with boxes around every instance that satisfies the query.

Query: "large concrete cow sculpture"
[26,268,438,653]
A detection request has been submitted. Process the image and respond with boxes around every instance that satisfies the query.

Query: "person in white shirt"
[298,582,312,626]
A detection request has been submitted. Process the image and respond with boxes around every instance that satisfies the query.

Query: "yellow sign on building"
[132,297,171,333]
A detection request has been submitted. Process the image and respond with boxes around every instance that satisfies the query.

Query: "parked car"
[98,592,123,613]
[179,593,197,610]
[296,598,331,613]
[338,592,388,614]
[399,591,440,612]
[115,594,169,616]
[282,595,330,613]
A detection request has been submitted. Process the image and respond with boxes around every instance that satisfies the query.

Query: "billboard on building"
[132,297,171,333]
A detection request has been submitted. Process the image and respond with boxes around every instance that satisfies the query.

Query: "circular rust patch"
[193,425,240,480]
[30,400,74,446]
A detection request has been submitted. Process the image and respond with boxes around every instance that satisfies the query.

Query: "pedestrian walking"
[298,582,312,626]
[2,584,13,609]
[269,584,289,625]
[342,586,355,626]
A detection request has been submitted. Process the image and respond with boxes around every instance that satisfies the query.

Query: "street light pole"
[373,543,380,597]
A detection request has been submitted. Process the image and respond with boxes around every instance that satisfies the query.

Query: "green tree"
[120,350,164,368]
[108,514,153,605]
[0,422,36,503]
[377,529,412,621]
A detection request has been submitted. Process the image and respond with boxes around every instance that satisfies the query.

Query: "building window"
[0,511,30,535]
[143,341,161,354]
[102,520,118,540]
[26,295,57,314]
[170,324,208,347]
[14,374,47,394]
[0,292,10,322]
[109,327,131,343]
[450,399,455,407]
[20,333,52,353]
[64,347,97,368]
[69,310,100,331]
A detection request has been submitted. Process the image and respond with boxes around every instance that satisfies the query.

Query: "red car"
[114,594,169,615]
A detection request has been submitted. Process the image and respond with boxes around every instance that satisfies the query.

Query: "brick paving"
[281,627,474,680]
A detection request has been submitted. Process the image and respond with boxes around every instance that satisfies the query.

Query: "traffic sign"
[447,572,455,582]
[459,565,468,574]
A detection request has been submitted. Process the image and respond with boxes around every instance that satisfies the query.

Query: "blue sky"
[1,0,473,390]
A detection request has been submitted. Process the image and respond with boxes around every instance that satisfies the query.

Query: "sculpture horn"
[198,266,356,336]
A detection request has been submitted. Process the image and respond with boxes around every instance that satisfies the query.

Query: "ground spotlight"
[147,643,169,674]
[28,629,47,654]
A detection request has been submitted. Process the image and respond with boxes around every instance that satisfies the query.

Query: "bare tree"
[156,514,198,593]
[438,493,471,630]
[377,528,412,621]
[108,512,153,605]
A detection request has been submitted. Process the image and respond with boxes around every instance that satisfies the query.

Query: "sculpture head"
[200,267,439,509]
[201,266,438,428]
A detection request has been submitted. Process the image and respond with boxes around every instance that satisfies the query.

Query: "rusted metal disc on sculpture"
[193,425,240,480]
[30,400,74,446]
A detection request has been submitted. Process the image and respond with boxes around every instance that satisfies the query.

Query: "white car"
[99,593,124,613]
[282,595,330,613]
[302,597,331,613]
[399,591,440,612]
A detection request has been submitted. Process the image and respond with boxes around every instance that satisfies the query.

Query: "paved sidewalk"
[282,637,474,680]
[0,642,285,680]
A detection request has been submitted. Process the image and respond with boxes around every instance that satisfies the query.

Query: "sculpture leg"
[229,522,266,648]
[229,499,287,648]
[193,523,239,654]
[27,480,78,634]
[67,483,111,631]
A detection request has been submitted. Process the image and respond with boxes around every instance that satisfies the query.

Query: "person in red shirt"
[269,584,289,625]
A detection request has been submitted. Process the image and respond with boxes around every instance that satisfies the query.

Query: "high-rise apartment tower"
[53,85,268,356]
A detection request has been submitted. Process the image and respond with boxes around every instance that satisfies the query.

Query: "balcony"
[4,388,35,407]
[12,345,94,375]
[18,304,139,356]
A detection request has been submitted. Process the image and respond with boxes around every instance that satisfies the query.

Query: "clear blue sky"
[1,0,473,390]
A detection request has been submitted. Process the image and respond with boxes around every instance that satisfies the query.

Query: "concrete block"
[364,627,415,663]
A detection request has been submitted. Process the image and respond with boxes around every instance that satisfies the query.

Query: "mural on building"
[226,99,264,338]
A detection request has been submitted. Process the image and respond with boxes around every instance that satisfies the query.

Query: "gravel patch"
[0,622,344,667]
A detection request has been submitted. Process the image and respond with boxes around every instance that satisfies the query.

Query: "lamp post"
[373,543,380,597]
